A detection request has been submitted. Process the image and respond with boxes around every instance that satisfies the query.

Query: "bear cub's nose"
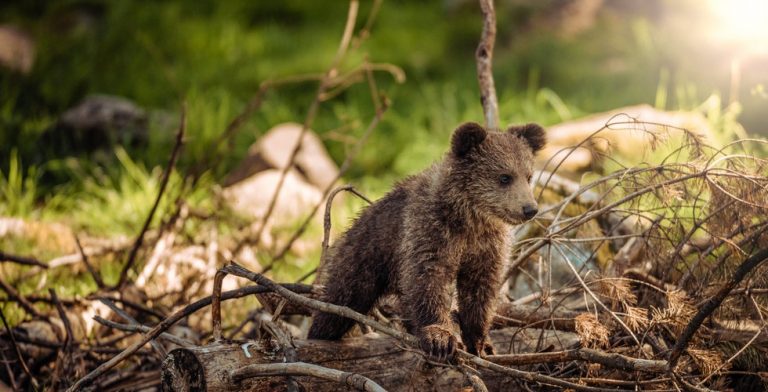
[522,205,538,220]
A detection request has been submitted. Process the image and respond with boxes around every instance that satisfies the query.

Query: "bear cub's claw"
[479,337,496,357]
[419,324,459,362]
[465,335,496,357]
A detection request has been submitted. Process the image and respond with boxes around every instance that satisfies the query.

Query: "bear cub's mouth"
[502,210,529,224]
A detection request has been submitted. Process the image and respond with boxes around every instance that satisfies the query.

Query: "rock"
[0,25,35,73]
[58,94,148,149]
[225,122,339,190]
[223,168,323,223]
[540,104,714,172]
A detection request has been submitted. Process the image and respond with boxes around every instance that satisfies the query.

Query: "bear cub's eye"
[527,174,533,183]
[499,174,514,186]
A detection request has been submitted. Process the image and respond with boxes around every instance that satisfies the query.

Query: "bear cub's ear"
[509,123,546,153]
[451,122,487,158]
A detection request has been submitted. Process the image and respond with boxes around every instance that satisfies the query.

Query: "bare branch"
[476,0,499,129]
[99,298,166,358]
[0,276,40,318]
[0,308,38,390]
[263,98,387,270]
[92,316,193,348]
[49,289,75,351]
[0,250,47,268]
[231,362,388,392]
[66,283,311,391]
[321,185,372,267]
[74,234,105,289]
[247,0,360,251]
[488,348,666,372]
[116,106,186,289]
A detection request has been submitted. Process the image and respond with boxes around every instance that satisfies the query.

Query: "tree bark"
[161,327,578,392]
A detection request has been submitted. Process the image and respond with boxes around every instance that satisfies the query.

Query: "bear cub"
[308,122,546,360]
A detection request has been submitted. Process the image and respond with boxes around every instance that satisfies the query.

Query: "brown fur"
[308,122,546,360]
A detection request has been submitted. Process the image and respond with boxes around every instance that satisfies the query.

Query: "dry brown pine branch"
[196,59,403,183]
[507,166,712,280]
[321,185,372,267]
[667,247,768,371]
[49,289,75,352]
[189,72,323,182]
[239,4,398,260]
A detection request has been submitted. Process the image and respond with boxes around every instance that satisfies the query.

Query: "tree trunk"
[161,327,578,391]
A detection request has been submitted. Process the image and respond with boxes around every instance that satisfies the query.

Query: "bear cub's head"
[448,122,546,224]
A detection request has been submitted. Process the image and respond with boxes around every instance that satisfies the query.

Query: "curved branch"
[231,362,388,392]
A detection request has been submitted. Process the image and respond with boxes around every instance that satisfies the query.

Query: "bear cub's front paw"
[419,324,459,362]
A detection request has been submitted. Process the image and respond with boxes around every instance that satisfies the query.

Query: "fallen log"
[161,327,579,391]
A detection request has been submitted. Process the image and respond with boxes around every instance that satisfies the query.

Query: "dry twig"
[115,106,186,289]
[66,283,311,391]
[74,234,105,289]
[246,0,360,251]
[0,308,38,390]
[0,251,47,268]
[0,276,40,318]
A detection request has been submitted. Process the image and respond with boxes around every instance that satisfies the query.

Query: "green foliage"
[59,147,215,236]
[0,150,38,217]
[0,0,762,285]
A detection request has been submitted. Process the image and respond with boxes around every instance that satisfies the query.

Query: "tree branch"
[222,263,639,392]
[66,283,311,391]
[667,247,768,370]
[0,250,47,268]
[476,0,499,129]
[231,362,388,392]
[115,106,186,289]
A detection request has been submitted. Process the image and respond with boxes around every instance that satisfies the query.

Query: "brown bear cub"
[308,122,545,360]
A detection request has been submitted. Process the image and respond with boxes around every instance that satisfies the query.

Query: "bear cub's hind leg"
[307,260,385,340]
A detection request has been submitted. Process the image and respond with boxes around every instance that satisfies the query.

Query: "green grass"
[0,0,763,298]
